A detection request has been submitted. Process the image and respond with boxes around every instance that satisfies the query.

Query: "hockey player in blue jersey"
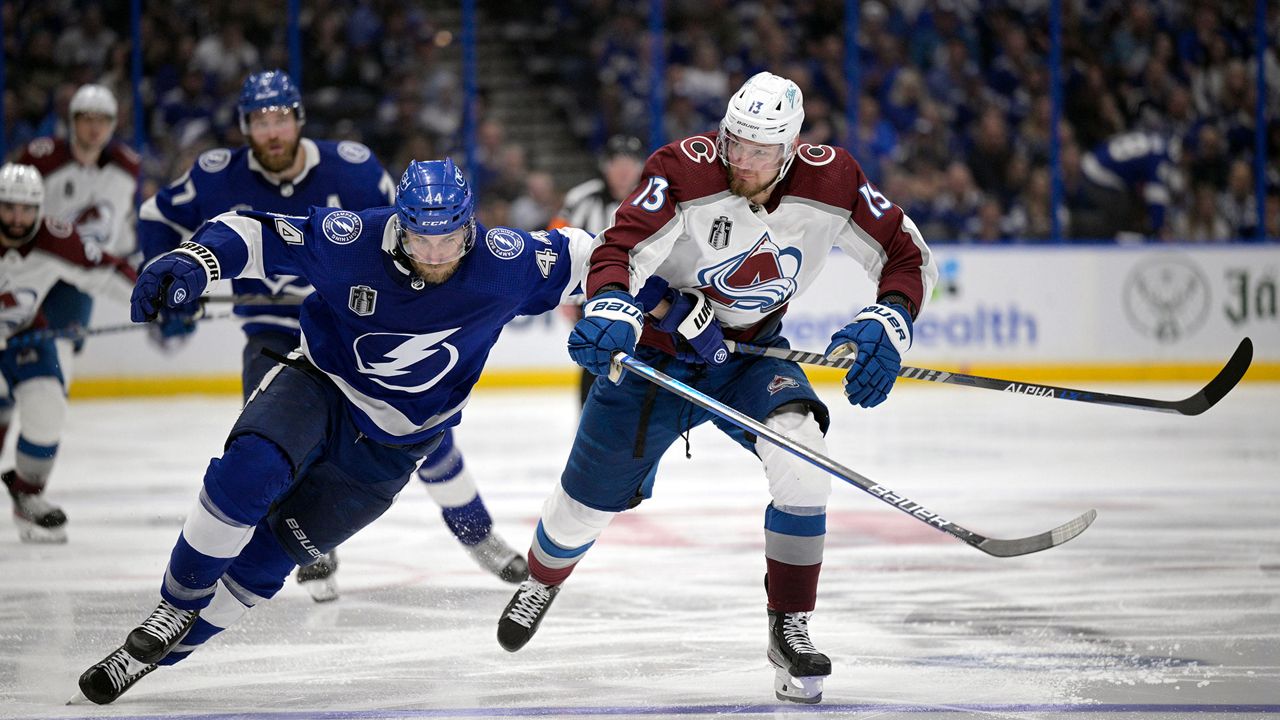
[76,158,609,704]
[1078,131,1184,240]
[138,70,527,601]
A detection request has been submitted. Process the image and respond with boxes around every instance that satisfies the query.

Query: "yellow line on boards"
[67,362,1280,400]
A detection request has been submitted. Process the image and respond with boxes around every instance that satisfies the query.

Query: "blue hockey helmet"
[238,69,305,133]
[395,158,476,263]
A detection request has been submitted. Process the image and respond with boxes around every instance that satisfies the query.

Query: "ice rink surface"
[1,378,1277,720]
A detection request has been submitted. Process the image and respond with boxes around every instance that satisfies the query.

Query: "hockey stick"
[6,312,235,349]
[724,337,1254,417]
[200,294,306,306]
[608,352,1096,558]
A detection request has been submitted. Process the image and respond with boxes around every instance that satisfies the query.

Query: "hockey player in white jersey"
[138,69,526,601]
[75,158,652,705]
[18,84,139,362]
[0,163,136,543]
[497,72,937,704]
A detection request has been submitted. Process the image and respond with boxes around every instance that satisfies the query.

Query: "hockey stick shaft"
[724,337,1254,417]
[6,312,234,349]
[200,294,306,306]
[608,352,1095,557]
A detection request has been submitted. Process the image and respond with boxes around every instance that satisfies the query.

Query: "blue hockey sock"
[441,496,493,546]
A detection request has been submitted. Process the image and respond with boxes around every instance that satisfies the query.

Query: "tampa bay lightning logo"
[485,227,524,260]
[353,328,460,393]
[696,233,800,311]
[322,210,362,244]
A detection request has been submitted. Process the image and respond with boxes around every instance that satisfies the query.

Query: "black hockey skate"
[76,646,158,704]
[497,578,559,651]
[125,599,200,664]
[767,609,831,704]
[467,533,529,584]
[296,550,339,602]
[4,469,67,543]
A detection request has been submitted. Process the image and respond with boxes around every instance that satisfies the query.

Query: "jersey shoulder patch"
[336,141,373,164]
[197,148,233,173]
[320,209,364,245]
[484,227,525,260]
[20,137,70,174]
[42,216,75,239]
[677,134,718,164]
[652,135,728,203]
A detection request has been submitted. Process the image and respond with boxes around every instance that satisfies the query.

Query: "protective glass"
[398,221,471,265]
[719,131,787,172]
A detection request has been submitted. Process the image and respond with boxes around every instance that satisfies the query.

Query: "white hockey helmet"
[70,83,118,122]
[0,163,45,209]
[718,72,805,181]
[0,163,45,241]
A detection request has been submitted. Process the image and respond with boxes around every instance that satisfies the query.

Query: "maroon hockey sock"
[527,553,576,586]
[3,470,45,496]
[765,558,822,613]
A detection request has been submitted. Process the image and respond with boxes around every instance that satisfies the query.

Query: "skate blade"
[16,519,67,544]
[773,667,824,704]
[300,577,339,603]
[66,689,89,705]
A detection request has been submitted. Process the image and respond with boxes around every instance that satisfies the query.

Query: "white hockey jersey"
[19,137,140,260]
[587,133,937,356]
[0,219,136,342]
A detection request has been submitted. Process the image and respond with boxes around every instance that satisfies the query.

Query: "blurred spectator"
[1174,182,1232,242]
[53,4,118,72]
[190,23,260,87]
[509,171,562,230]
[966,108,1015,198]
[1218,159,1258,239]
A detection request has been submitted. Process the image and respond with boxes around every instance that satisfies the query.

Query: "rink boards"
[69,244,1280,397]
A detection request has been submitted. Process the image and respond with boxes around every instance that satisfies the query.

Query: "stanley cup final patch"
[349,285,377,316]
[708,215,732,250]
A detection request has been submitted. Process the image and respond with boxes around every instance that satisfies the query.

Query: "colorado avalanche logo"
[73,203,115,247]
[696,233,800,311]
[354,328,460,393]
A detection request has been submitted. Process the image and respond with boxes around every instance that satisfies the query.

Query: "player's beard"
[726,165,777,200]
[250,136,300,174]
[412,257,463,286]
[0,221,35,245]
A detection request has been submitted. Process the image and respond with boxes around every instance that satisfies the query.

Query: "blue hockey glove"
[825,303,913,408]
[131,247,213,323]
[653,287,728,365]
[568,290,644,376]
[633,275,670,313]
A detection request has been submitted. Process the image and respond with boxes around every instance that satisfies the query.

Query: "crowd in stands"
[4,0,1276,242]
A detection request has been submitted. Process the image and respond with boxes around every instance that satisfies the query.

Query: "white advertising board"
[73,245,1279,393]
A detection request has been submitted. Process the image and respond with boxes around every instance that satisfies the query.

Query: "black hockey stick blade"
[973,508,1097,557]
[1175,336,1253,416]
[725,337,1254,416]
[610,351,1095,558]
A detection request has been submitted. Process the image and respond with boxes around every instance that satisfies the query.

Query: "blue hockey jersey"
[182,206,594,444]
[138,139,395,336]
[1081,132,1183,233]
